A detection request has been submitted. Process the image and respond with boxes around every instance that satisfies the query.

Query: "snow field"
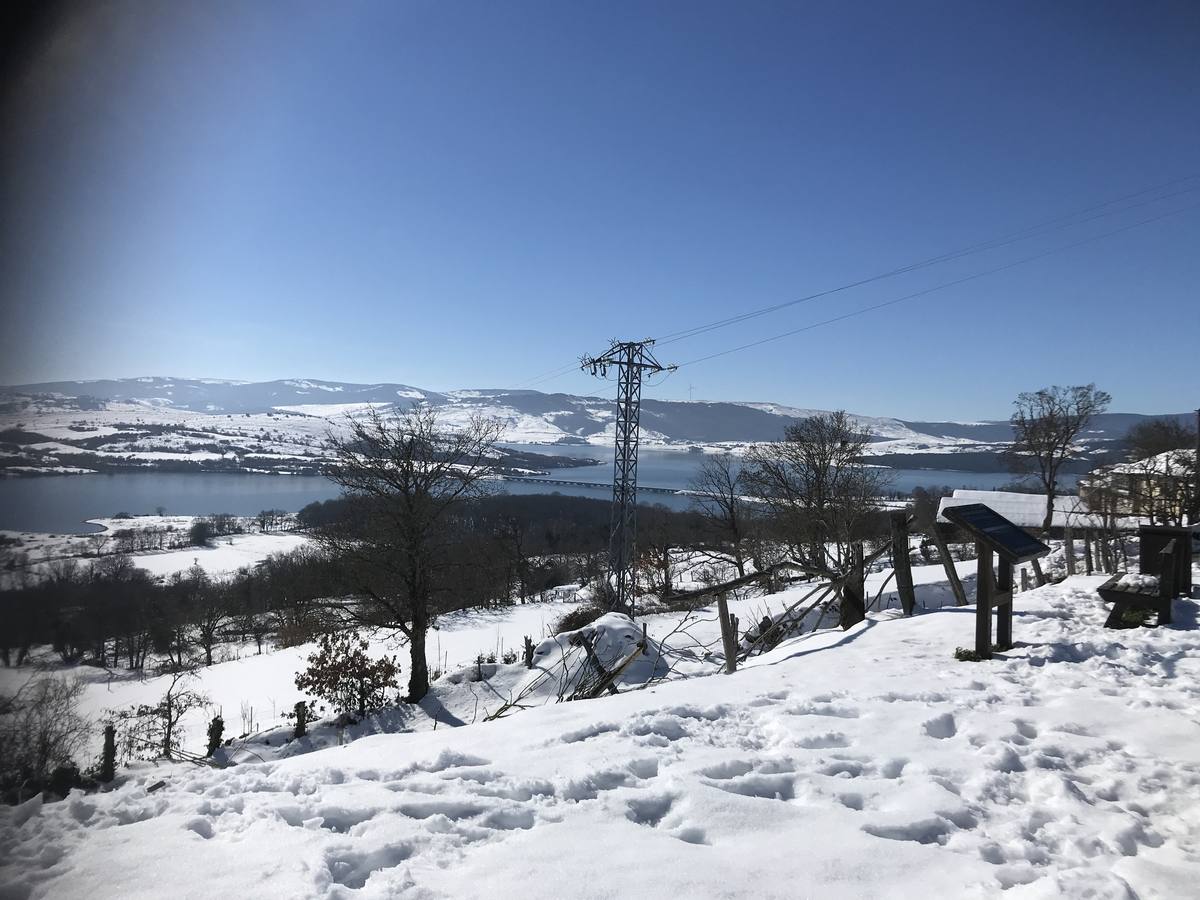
[126,531,310,578]
[1,517,309,588]
[3,575,1199,898]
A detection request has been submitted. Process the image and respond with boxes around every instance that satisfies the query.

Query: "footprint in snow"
[922,712,957,740]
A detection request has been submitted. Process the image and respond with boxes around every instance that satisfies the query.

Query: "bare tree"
[1124,418,1196,526]
[182,565,229,667]
[317,405,502,701]
[109,668,207,761]
[1006,384,1111,533]
[689,452,751,576]
[743,411,886,570]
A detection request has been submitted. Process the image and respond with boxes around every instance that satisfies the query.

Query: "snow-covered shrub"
[553,602,607,634]
[501,614,669,712]
[0,676,91,803]
[294,631,399,718]
[107,669,208,762]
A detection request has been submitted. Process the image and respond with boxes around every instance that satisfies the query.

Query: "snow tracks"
[2,577,1199,898]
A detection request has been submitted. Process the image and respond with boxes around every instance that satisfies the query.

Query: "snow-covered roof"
[1098,448,1195,478]
[937,490,1105,530]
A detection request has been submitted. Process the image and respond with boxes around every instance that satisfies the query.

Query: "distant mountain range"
[0,376,1185,451]
[2,377,1187,455]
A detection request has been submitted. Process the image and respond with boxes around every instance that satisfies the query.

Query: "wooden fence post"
[1083,530,1094,575]
[975,544,993,659]
[100,724,116,783]
[1064,527,1076,576]
[1020,567,1031,593]
[716,593,739,674]
[995,558,1013,651]
[890,511,917,616]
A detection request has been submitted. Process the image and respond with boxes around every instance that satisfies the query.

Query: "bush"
[205,716,224,757]
[107,669,208,762]
[294,632,399,718]
[189,519,215,547]
[553,603,608,635]
[1118,607,1153,628]
[0,676,91,803]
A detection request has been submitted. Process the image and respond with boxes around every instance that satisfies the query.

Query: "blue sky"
[2,0,1197,419]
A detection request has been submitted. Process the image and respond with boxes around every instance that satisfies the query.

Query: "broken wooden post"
[522,635,535,669]
[100,724,116,783]
[572,631,619,697]
[716,593,739,674]
[1083,530,1094,575]
[1063,527,1076,576]
[1020,567,1031,593]
[890,510,917,616]
[1158,539,1178,617]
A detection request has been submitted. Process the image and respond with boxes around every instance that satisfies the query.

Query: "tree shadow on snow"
[417,693,467,727]
[753,617,881,668]
[1169,598,1198,630]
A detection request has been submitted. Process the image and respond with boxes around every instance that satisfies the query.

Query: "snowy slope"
[3,576,1198,899]
[8,377,1182,454]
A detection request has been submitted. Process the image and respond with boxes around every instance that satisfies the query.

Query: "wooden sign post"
[942,503,1049,660]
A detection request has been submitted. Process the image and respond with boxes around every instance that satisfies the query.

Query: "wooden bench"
[1097,574,1173,628]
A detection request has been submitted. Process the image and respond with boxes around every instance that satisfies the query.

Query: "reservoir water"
[0,446,1072,534]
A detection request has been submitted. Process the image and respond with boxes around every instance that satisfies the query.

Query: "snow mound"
[512,613,670,706]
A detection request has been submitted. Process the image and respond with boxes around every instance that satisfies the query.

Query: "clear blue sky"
[2,0,1197,419]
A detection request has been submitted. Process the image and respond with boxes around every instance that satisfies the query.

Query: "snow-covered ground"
[0,557,979,763]
[5,573,1198,898]
[0,516,308,586]
[127,532,309,578]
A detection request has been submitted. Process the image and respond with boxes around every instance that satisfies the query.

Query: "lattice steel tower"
[581,339,674,615]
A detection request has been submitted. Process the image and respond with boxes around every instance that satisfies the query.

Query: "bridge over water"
[497,475,682,496]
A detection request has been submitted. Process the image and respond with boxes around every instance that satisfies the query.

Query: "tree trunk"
[407,620,430,702]
[839,544,867,629]
[889,511,916,616]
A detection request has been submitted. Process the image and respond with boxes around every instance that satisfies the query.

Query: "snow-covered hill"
[3,378,1182,476]
[3,576,1198,899]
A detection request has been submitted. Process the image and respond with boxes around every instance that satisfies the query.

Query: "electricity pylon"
[581,339,675,616]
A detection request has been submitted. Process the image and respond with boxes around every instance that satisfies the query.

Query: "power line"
[674,199,1200,369]
[657,175,1200,347]
[506,172,1200,390]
